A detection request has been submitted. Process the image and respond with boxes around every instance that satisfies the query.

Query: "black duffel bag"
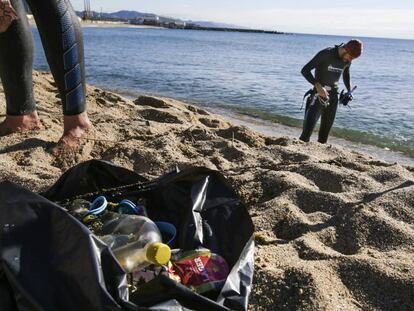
[0,160,254,311]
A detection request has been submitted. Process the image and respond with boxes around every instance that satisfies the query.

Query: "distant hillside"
[103,10,146,19]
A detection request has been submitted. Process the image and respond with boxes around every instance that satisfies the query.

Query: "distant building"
[186,23,196,28]
[83,10,94,20]
[166,21,187,29]
[82,0,93,20]
[174,21,186,28]
[130,18,144,25]
[143,15,160,26]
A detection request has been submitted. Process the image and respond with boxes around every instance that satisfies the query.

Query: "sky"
[70,0,414,39]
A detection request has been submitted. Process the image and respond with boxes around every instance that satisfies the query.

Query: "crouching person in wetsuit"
[0,0,92,151]
[299,40,363,143]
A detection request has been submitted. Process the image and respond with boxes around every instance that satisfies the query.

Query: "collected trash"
[67,196,229,295]
[131,265,167,287]
[169,249,230,294]
[0,160,254,310]
[99,214,171,272]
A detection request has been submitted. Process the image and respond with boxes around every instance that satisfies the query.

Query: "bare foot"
[52,112,93,155]
[0,112,43,137]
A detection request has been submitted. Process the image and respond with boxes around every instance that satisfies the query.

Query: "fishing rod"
[57,180,158,205]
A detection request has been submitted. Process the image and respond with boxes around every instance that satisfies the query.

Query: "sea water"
[32,27,414,163]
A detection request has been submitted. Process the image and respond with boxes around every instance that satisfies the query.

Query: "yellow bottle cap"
[146,243,171,266]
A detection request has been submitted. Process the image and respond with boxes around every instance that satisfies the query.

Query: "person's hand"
[0,0,18,33]
[315,83,329,99]
[340,90,354,106]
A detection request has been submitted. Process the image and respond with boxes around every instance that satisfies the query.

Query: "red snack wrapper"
[169,249,229,294]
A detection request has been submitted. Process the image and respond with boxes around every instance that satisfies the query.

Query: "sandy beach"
[1,71,414,310]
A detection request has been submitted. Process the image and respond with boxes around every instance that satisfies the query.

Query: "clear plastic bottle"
[99,215,171,273]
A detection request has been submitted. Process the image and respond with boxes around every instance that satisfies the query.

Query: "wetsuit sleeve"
[343,65,352,91]
[301,49,329,86]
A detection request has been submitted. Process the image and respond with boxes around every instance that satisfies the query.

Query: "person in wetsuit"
[299,40,363,143]
[0,0,92,150]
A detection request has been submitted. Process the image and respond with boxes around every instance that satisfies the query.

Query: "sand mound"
[1,71,414,310]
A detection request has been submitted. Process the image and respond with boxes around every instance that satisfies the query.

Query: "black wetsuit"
[0,0,86,116]
[300,45,351,143]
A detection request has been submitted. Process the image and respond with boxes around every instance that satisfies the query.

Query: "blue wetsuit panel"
[66,84,85,112]
[64,44,79,71]
[65,64,82,91]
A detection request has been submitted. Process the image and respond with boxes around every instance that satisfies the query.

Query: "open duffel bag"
[0,160,254,311]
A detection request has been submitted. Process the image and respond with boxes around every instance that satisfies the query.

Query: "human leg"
[27,0,92,148]
[0,0,41,136]
[299,96,323,142]
[318,93,338,143]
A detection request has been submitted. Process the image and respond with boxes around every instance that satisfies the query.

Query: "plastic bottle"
[99,215,171,273]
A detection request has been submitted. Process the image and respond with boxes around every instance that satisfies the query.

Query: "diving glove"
[340,90,353,106]
[340,86,357,106]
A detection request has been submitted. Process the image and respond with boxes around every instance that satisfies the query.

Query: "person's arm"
[301,49,328,85]
[343,65,352,92]
[301,49,330,99]
[0,0,18,33]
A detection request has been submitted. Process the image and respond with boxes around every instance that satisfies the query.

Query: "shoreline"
[81,21,164,29]
[213,107,414,167]
[112,88,414,167]
[78,19,285,34]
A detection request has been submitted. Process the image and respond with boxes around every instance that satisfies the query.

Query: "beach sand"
[1,71,414,310]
